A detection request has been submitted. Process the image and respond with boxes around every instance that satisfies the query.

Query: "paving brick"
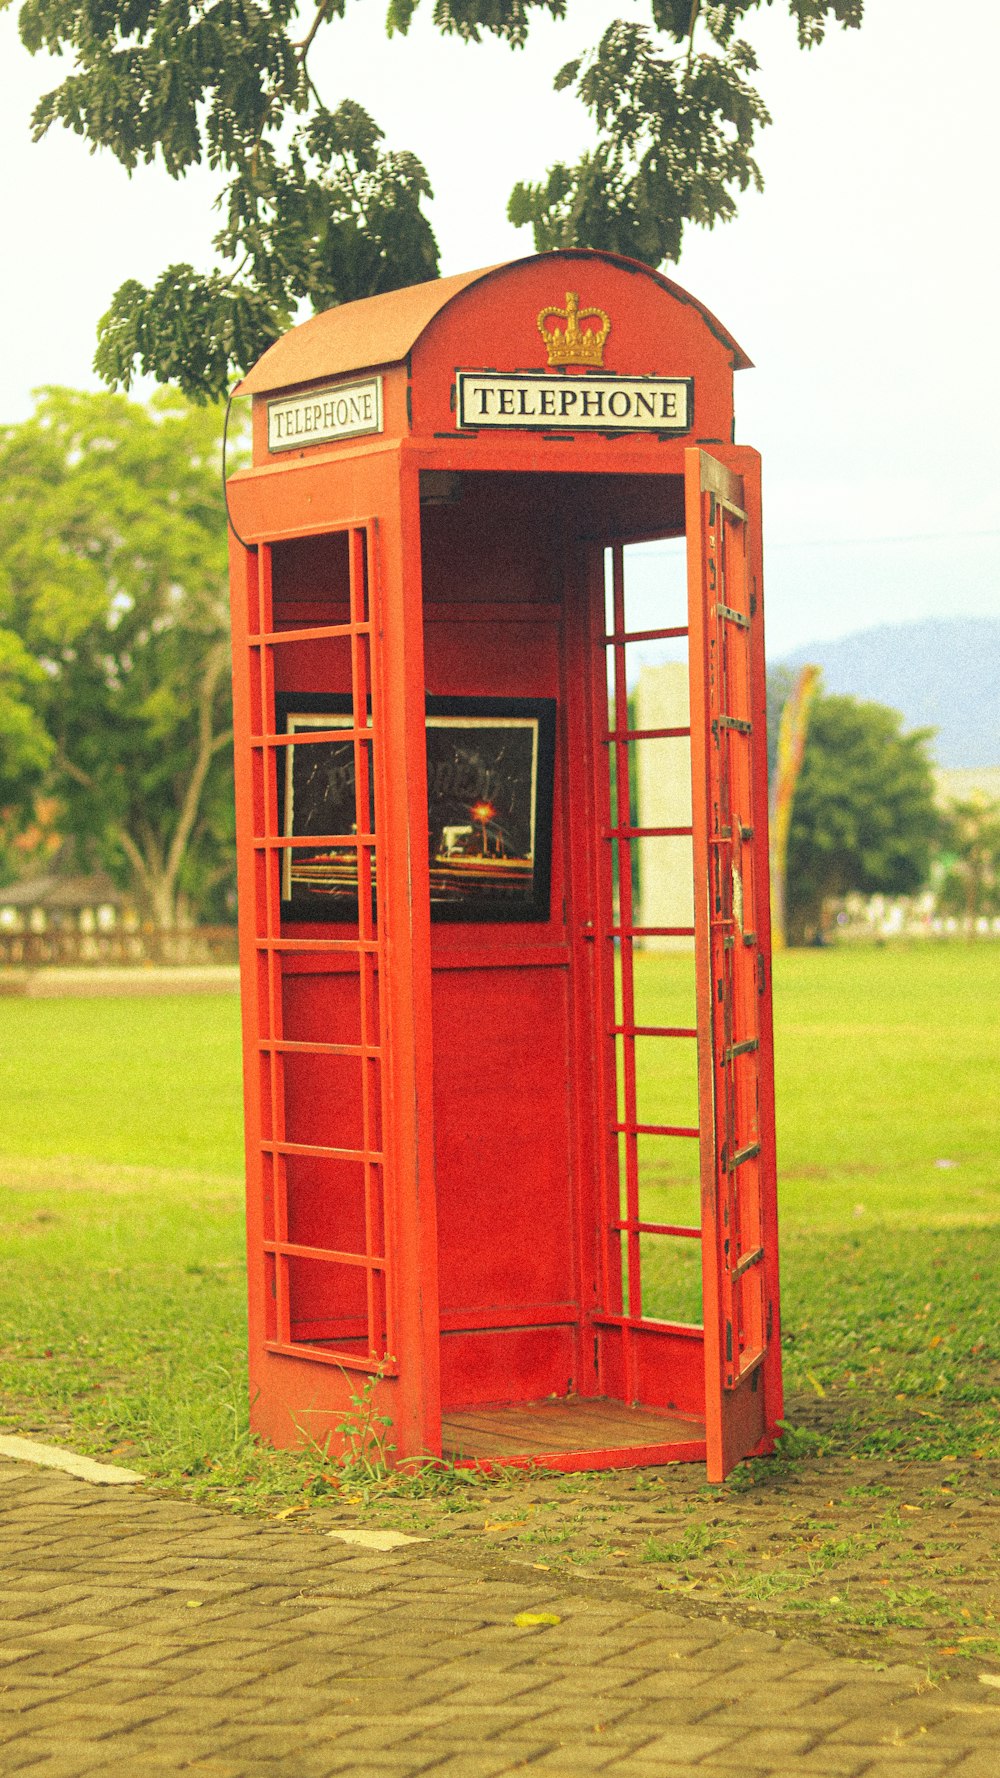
[280,1755,441,1778]
[710,1695,852,1729]
[516,1746,649,1774]
[623,1666,724,1700]
[0,1650,100,1680]
[939,1709,1000,1741]
[0,1745,58,1775]
[508,1699,642,1732]
[941,1754,1000,1778]
[796,1664,918,1691]
[121,1753,251,1778]
[824,1712,955,1746]
[744,1750,871,1777]
[603,1761,711,1778]
[856,1759,962,1775]
[617,1696,731,1730]
[416,1755,528,1778]
[606,1721,738,1762]
[121,1730,263,1766]
[0,1454,995,1778]
[153,1761,248,1778]
[419,1678,554,1711]
[714,1725,820,1761]
[0,1751,111,1778]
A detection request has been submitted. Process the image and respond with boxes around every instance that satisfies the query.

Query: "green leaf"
[12,0,863,392]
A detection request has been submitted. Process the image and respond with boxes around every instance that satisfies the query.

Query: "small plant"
[293,1366,500,1509]
[640,1522,718,1565]
[288,1363,397,1505]
[774,1420,825,1461]
[334,1362,397,1483]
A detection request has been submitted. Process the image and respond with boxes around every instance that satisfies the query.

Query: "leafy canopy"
[784,690,940,943]
[6,0,862,399]
[0,388,238,924]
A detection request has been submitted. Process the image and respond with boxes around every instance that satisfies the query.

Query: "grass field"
[0,993,244,1174]
[0,944,997,1503]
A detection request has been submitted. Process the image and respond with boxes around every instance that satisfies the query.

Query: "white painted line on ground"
[327,1527,425,1551]
[0,1436,145,1485]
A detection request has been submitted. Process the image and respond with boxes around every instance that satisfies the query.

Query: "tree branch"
[54,747,95,791]
[161,639,230,902]
[116,824,153,894]
[686,0,701,67]
[249,0,332,180]
[295,0,335,62]
[136,815,165,880]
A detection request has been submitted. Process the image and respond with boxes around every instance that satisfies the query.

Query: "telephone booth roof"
[235,249,751,467]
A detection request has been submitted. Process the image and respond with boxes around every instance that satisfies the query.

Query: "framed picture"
[275,694,556,923]
[275,697,362,920]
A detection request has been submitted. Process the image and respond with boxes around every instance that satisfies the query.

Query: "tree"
[935,797,1000,934]
[0,631,53,806]
[784,692,939,944]
[0,633,56,883]
[3,0,863,401]
[0,388,238,927]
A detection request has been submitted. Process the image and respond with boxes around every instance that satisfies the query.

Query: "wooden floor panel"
[442,1396,704,1458]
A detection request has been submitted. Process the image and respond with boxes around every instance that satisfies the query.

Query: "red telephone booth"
[226,249,782,1483]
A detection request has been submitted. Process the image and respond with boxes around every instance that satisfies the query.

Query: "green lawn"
[0,944,997,1500]
[635,945,1000,1456]
[0,994,244,1174]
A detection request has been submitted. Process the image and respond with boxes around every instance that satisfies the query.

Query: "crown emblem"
[537,291,611,368]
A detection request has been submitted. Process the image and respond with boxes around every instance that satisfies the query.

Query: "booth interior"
[270,464,709,1460]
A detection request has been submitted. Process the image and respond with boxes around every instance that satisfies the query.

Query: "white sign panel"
[268,377,383,452]
[457,371,691,433]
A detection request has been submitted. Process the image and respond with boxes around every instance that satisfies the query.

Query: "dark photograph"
[278,707,361,912]
[276,695,555,922]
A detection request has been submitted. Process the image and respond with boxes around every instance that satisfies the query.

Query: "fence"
[0,926,239,969]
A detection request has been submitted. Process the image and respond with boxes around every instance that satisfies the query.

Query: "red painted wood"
[448,1442,707,1475]
[686,447,781,1482]
[225,249,782,1477]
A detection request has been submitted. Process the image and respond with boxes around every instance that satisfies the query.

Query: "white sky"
[2,0,999,655]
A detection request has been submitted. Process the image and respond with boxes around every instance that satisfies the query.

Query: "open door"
[686,448,783,1481]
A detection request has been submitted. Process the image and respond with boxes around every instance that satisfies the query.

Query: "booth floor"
[1,1453,997,1778]
[441,1398,704,1462]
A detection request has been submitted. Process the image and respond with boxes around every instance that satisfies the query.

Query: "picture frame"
[275,694,556,923]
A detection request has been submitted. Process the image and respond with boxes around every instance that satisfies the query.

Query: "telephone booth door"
[688,448,781,1479]
[590,447,780,1483]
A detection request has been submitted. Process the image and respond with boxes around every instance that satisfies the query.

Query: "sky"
[2,0,999,658]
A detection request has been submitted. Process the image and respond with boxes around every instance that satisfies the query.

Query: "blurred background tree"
[0,389,240,927]
[777,688,940,945]
[935,797,1000,935]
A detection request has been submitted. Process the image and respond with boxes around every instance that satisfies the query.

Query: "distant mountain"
[777,618,1000,769]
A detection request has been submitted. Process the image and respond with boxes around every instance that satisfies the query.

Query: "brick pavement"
[1,1456,998,1777]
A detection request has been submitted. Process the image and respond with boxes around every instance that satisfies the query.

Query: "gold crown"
[537,291,611,367]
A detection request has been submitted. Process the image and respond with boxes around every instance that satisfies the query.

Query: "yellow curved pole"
[769,664,821,950]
